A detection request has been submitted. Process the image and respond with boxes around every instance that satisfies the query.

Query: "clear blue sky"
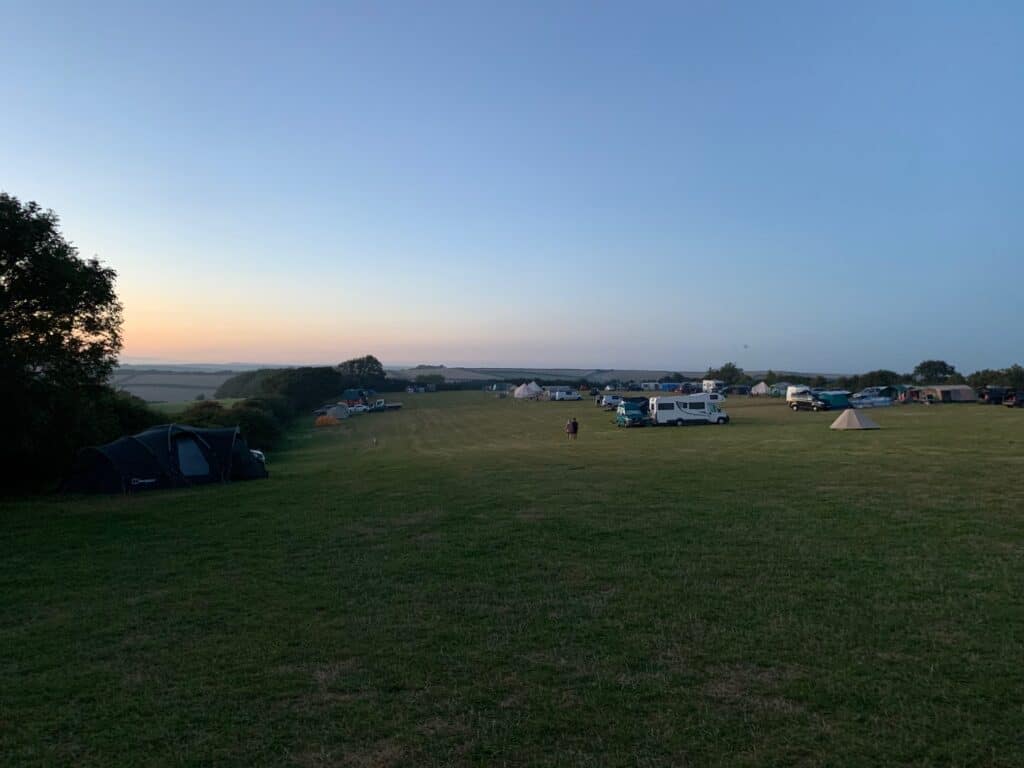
[3,1,1022,373]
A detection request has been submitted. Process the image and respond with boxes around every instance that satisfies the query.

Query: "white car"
[347,403,370,414]
[601,395,624,408]
[554,390,582,401]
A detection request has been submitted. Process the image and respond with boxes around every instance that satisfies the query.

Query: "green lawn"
[2,393,1023,766]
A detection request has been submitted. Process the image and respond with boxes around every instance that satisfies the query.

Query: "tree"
[860,369,903,387]
[1,193,159,490]
[913,360,957,384]
[338,355,385,383]
[705,362,746,385]
[1,193,122,389]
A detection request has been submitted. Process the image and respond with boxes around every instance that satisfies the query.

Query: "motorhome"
[648,395,730,425]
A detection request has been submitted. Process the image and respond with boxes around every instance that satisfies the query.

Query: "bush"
[177,398,284,452]
[0,383,162,493]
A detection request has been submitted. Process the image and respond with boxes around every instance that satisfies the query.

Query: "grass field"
[3,394,1023,766]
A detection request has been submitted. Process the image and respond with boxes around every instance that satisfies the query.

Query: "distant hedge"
[176,399,284,451]
[214,366,412,408]
[1,383,162,492]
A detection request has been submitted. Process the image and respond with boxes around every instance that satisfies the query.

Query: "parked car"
[601,395,624,409]
[348,403,370,414]
[787,385,849,411]
[1004,391,1022,408]
[979,386,1007,405]
[615,402,647,427]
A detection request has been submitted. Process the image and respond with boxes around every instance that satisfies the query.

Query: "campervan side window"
[658,402,675,411]
[688,402,705,409]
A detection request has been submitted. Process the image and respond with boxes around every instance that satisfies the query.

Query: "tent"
[66,424,268,494]
[750,381,770,396]
[326,404,349,419]
[513,381,543,399]
[830,409,880,430]
[916,385,977,403]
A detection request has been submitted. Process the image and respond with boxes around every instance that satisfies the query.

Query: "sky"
[3,1,1022,373]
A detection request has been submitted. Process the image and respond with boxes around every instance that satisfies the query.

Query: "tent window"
[176,437,210,477]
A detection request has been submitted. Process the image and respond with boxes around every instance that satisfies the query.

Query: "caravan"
[648,395,730,425]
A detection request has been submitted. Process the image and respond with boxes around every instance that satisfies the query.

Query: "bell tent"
[830,409,880,430]
[750,381,770,396]
[66,424,268,494]
[513,381,543,399]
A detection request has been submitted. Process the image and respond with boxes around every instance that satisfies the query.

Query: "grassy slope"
[2,394,1022,766]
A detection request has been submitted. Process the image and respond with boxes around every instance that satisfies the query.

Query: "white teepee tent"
[830,409,880,430]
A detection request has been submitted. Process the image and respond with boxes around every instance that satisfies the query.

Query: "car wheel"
[812,406,819,412]
[717,417,726,424]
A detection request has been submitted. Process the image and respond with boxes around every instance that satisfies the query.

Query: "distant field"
[3,395,1022,765]
[110,368,238,402]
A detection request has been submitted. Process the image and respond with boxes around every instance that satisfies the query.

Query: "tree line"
[695,360,1024,392]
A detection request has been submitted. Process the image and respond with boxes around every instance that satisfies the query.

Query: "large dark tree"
[705,362,747,385]
[338,354,385,382]
[913,359,957,384]
[1,193,122,388]
[1,193,154,490]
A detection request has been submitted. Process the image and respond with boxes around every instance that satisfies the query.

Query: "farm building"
[916,385,977,403]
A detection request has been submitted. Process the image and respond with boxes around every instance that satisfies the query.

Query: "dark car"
[979,386,1007,405]
[789,394,830,412]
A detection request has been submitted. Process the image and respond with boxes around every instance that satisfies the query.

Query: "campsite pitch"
[2,394,1023,766]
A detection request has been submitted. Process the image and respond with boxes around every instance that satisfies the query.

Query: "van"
[649,395,730,425]
[615,402,647,427]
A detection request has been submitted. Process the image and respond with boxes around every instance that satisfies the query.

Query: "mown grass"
[2,393,1022,766]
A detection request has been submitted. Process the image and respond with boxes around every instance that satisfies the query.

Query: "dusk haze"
[5,1,1021,371]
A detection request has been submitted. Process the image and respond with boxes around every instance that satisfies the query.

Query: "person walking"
[565,418,574,441]
[570,417,579,441]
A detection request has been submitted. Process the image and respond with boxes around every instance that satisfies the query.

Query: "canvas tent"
[917,385,977,403]
[66,424,268,494]
[830,409,880,430]
[750,381,770,396]
[513,381,543,399]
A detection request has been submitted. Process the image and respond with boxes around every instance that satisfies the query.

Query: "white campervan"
[649,395,730,425]
[702,379,725,393]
